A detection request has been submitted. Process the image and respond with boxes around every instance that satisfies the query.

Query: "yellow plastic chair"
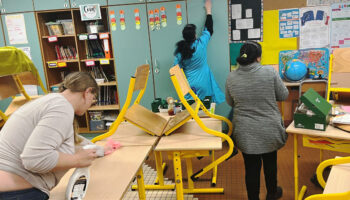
[169,64,234,181]
[0,47,47,126]
[305,156,350,200]
[91,64,195,143]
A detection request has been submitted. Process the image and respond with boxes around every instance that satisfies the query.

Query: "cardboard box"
[294,88,332,131]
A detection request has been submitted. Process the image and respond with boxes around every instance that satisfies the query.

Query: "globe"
[284,59,308,82]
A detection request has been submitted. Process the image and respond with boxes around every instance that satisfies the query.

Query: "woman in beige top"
[0,72,102,199]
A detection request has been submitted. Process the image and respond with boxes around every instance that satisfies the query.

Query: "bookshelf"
[36,8,119,133]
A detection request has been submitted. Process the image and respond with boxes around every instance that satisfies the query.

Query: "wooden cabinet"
[33,0,70,11]
[0,0,34,14]
[36,8,119,133]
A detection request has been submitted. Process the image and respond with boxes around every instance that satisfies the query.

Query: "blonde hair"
[59,72,98,144]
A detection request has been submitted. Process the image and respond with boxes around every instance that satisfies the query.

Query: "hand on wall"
[205,0,212,15]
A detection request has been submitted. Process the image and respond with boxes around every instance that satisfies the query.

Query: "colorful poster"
[259,10,297,65]
[299,6,330,49]
[279,48,330,80]
[330,2,350,48]
[279,8,300,38]
[229,0,263,42]
[5,14,28,45]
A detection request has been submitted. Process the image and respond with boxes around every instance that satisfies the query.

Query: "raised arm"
[205,0,213,36]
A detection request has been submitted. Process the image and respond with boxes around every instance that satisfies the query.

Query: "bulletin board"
[229,0,263,42]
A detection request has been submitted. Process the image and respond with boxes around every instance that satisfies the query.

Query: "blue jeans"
[0,188,48,200]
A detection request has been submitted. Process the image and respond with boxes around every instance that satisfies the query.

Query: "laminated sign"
[80,4,102,21]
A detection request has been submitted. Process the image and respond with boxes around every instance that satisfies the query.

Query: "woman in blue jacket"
[173,0,224,104]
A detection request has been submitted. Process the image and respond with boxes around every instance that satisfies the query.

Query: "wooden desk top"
[284,81,301,87]
[286,121,350,140]
[50,145,152,200]
[155,118,222,151]
[323,162,350,194]
[108,122,159,146]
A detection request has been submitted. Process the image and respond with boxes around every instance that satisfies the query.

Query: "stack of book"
[54,45,77,60]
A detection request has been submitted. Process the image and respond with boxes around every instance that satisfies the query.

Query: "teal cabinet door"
[146,0,178,2]
[33,0,70,11]
[0,0,34,14]
[108,0,146,5]
[109,4,154,109]
[71,0,107,9]
[187,0,230,116]
[2,12,47,94]
[147,1,186,100]
[0,18,5,46]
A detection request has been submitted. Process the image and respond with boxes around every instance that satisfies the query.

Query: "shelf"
[42,35,75,38]
[81,58,114,62]
[98,81,117,86]
[46,59,79,63]
[88,104,120,111]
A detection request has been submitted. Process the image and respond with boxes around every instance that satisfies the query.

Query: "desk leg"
[155,151,165,185]
[185,158,194,189]
[136,167,146,200]
[173,151,184,200]
[294,133,299,200]
[211,151,217,186]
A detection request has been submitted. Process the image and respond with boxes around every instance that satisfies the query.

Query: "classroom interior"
[1,0,350,199]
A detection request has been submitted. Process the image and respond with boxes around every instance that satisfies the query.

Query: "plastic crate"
[59,19,74,35]
[45,22,64,36]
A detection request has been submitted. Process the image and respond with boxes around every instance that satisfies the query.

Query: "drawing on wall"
[279,8,300,38]
[229,0,263,43]
[331,2,350,48]
[307,0,350,6]
[279,48,330,80]
[299,6,330,49]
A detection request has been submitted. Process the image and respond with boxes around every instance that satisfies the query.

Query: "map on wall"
[229,0,263,43]
[279,48,330,80]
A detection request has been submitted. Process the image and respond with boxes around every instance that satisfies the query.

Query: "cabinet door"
[108,0,145,5]
[71,0,107,9]
[33,0,70,11]
[0,0,34,14]
[2,12,47,94]
[187,0,230,116]
[110,4,154,109]
[146,0,178,2]
[147,1,186,100]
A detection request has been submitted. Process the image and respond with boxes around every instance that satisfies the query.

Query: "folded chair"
[0,47,47,127]
[91,64,195,143]
[305,156,350,200]
[169,64,234,181]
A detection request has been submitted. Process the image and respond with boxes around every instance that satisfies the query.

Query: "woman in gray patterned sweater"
[225,41,289,200]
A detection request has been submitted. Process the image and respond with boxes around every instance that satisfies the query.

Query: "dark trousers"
[242,151,277,200]
[0,188,48,200]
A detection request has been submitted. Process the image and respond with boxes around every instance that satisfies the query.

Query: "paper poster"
[299,6,330,49]
[330,2,350,48]
[229,0,263,42]
[18,47,32,60]
[279,48,329,80]
[307,0,350,6]
[279,8,300,38]
[5,14,28,45]
[259,10,297,65]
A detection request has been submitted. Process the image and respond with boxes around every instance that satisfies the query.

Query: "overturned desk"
[50,122,159,200]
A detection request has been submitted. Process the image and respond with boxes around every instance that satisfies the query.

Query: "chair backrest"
[299,80,328,99]
[133,64,150,92]
[169,65,191,96]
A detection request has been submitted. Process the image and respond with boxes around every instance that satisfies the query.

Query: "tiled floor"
[122,164,198,200]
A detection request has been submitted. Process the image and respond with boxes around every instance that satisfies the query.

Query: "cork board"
[264,0,306,11]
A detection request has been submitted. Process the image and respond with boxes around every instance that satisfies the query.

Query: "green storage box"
[294,88,332,131]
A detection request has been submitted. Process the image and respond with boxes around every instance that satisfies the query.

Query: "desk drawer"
[303,135,350,153]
